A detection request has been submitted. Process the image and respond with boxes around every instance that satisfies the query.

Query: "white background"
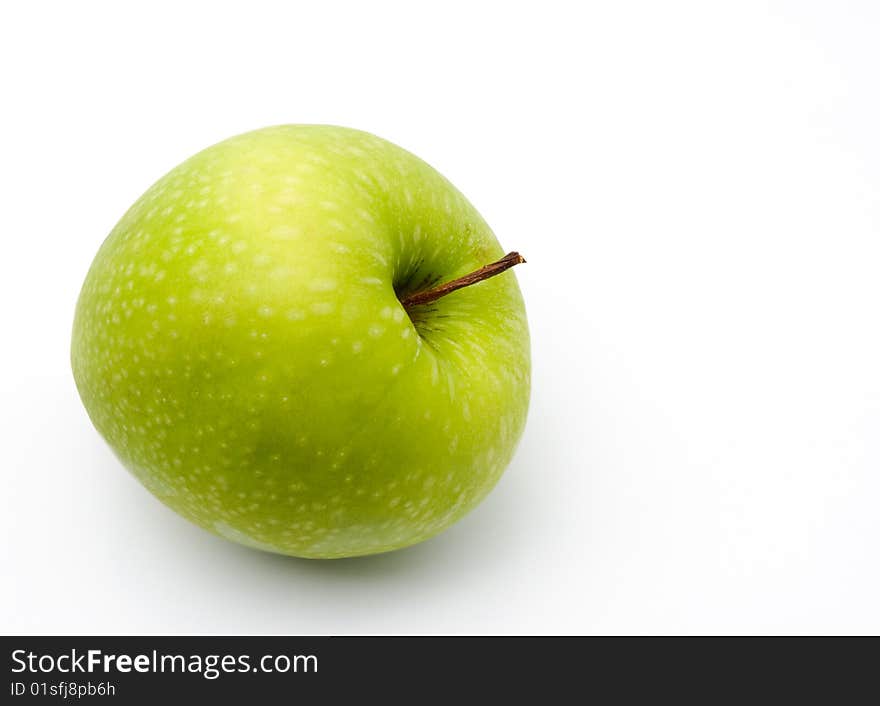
[2,1,879,635]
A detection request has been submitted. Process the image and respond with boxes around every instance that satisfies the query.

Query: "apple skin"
[71,125,530,558]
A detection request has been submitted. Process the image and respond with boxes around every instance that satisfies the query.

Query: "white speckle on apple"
[269,265,294,281]
[445,371,456,401]
[310,301,335,315]
[308,278,337,292]
[268,224,300,240]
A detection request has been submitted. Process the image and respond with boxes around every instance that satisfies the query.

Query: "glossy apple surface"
[72,125,530,558]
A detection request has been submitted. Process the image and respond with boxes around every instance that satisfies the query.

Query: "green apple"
[71,125,530,558]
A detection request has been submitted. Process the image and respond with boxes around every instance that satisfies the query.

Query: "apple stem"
[400,251,526,308]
